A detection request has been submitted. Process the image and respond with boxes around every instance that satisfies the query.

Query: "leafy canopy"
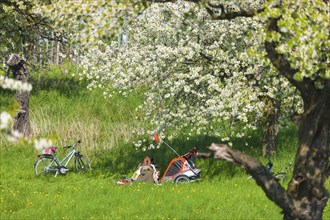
[31,0,328,148]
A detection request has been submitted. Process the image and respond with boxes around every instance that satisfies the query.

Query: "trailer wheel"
[174,175,190,185]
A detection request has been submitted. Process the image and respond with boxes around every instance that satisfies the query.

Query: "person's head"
[143,156,151,165]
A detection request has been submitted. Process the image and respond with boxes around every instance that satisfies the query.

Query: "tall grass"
[1,67,329,219]
[29,73,144,151]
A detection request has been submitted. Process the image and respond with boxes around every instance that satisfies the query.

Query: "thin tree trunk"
[51,31,55,63]
[39,36,43,68]
[6,54,31,137]
[262,96,281,157]
[56,41,60,65]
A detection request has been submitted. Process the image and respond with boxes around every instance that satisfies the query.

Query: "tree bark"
[284,83,330,220]
[6,54,31,137]
[262,96,281,157]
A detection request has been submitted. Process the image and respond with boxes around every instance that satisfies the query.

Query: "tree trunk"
[262,15,330,219]
[6,54,31,137]
[283,84,330,220]
[262,96,281,157]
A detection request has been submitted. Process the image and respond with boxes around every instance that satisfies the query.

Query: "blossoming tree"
[40,1,301,156]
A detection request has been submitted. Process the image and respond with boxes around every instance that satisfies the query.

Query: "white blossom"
[34,138,53,151]
[0,112,12,130]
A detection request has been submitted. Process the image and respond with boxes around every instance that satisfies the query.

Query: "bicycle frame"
[54,148,77,168]
[42,143,79,177]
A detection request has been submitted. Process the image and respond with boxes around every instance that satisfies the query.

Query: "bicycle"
[273,161,293,181]
[247,159,293,181]
[34,140,92,177]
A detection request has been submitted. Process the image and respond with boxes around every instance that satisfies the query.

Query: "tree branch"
[205,4,264,20]
[201,143,294,212]
[144,0,269,20]
[1,0,64,42]
[264,18,317,105]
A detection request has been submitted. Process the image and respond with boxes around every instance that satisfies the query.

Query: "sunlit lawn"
[1,144,329,219]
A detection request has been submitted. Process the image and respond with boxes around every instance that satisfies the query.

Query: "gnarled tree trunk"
[284,82,330,220]
[6,54,31,137]
[264,16,330,219]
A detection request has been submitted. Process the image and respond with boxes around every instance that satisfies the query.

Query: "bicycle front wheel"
[34,157,59,177]
[74,155,92,172]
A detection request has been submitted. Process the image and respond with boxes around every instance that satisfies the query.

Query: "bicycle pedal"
[60,167,69,174]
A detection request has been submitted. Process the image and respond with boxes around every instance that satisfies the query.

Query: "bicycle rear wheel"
[275,172,287,181]
[74,155,92,172]
[34,157,59,177]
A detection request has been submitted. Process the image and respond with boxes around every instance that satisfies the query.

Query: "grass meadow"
[1,67,329,219]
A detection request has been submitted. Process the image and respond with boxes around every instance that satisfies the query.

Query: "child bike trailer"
[160,147,201,184]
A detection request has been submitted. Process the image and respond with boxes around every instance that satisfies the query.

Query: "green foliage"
[0,88,18,115]
[259,0,329,82]
[0,0,56,61]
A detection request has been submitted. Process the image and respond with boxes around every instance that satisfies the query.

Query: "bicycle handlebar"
[181,147,198,160]
[63,140,82,149]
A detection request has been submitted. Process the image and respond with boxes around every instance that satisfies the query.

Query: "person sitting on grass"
[117,156,159,185]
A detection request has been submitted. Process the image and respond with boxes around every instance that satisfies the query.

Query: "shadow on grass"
[93,133,263,181]
[31,76,88,98]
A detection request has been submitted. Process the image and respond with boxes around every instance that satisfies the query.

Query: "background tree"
[58,2,301,155]
[0,0,67,138]
[6,53,31,137]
